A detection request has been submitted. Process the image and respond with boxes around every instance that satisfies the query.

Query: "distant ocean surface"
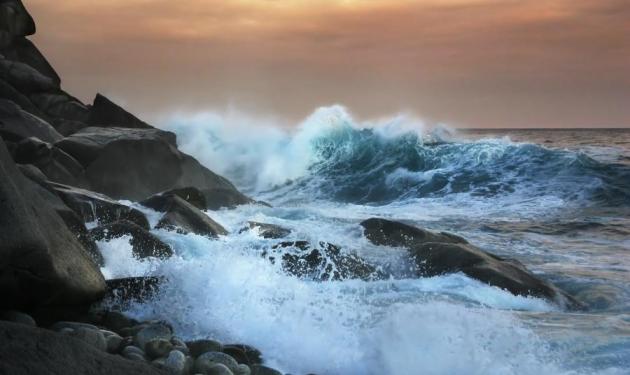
[102,107,630,375]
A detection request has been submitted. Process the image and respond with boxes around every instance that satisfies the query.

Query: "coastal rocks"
[360,218,582,308]
[30,91,90,122]
[2,38,60,86]
[222,345,263,367]
[0,321,169,375]
[90,220,173,259]
[268,241,382,281]
[134,322,173,350]
[105,277,163,306]
[0,0,35,48]
[187,339,224,358]
[163,186,207,210]
[0,55,56,93]
[87,93,152,129]
[0,139,105,309]
[0,98,61,142]
[240,222,291,239]
[195,351,240,374]
[142,193,228,237]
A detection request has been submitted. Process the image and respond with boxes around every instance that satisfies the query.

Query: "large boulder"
[2,38,60,86]
[89,220,173,259]
[30,91,90,122]
[360,218,582,308]
[266,241,382,281]
[0,0,35,48]
[0,321,169,375]
[0,99,61,142]
[50,182,149,229]
[87,93,152,129]
[0,78,42,115]
[13,137,88,187]
[55,126,251,208]
[142,194,227,237]
[0,55,57,94]
[0,139,105,309]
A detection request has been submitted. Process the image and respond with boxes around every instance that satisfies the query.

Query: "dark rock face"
[51,182,149,229]
[2,37,60,86]
[88,93,152,129]
[13,136,88,187]
[0,99,61,142]
[142,194,228,237]
[240,222,291,239]
[268,241,382,281]
[161,186,207,210]
[0,55,56,93]
[105,277,163,306]
[90,221,173,259]
[0,321,169,375]
[0,139,105,309]
[360,218,582,308]
[0,0,35,48]
[30,91,90,122]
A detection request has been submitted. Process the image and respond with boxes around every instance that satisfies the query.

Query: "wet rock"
[0,310,36,326]
[194,352,240,374]
[360,218,467,248]
[164,350,187,374]
[163,186,207,210]
[0,98,61,142]
[240,222,291,239]
[142,194,228,237]
[268,241,382,281]
[250,365,282,375]
[106,333,124,354]
[68,327,107,351]
[187,339,224,358]
[145,338,174,359]
[87,93,152,129]
[204,363,235,375]
[90,220,173,259]
[235,364,252,375]
[105,277,163,306]
[134,322,173,350]
[0,139,105,309]
[222,344,263,366]
[101,310,139,334]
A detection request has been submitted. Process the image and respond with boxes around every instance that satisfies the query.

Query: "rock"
[145,338,174,359]
[30,91,90,122]
[360,218,467,248]
[142,194,228,237]
[250,365,282,375]
[0,0,35,48]
[16,162,46,184]
[0,321,169,374]
[90,220,173,259]
[0,55,56,93]
[51,182,149,229]
[2,38,61,86]
[361,218,583,308]
[187,339,224,358]
[268,241,382,281]
[164,350,187,374]
[87,93,152,129]
[106,333,124,353]
[69,327,107,351]
[105,277,163,306]
[222,345,263,366]
[0,99,61,142]
[50,321,99,332]
[0,78,42,115]
[52,118,89,136]
[194,352,240,374]
[122,345,146,359]
[204,363,235,375]
[133,322,173,351]
[0,310,36,326]
[163,186,207,210]
[13,136,88,187]
[101,310,139,334]
[55,126,251,207]
[235,364,251,375]
[0,139,105,309]
[240,222,291,239]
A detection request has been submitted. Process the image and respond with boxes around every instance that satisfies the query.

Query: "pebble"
[106,334,124,353]
[145,338,173,359]
[235,364,251,375]
[195,352,239,374]
[164,350,187,374]
[187,339,223,357]
[122,345,146,359]
[133,322,173,350]
[205,363,234,375]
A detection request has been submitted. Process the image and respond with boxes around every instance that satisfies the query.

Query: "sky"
[27,0,630,128]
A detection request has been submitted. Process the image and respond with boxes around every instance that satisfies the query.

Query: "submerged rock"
[361,218,583,308]
[142,193,227,237]
[89,220,173,259]
[268,241,382,281]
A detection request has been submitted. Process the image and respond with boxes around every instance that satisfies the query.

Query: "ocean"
[100,106,630,374]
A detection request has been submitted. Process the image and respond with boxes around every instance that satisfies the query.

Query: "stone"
[134,322,173,351]
[0,321,169,374]
[0,139,105,309]
[145,338,174,359]
[87,93,152,129]
[360,218,467,248]
[268,241,383,281]
[2,38,60,86]
[142,194,228,237]
[0,0,35,47]
[106,333,124,354]
[90,220,173,259]
[29,91,90,123]
[250,365,282,375]
[122,345,146,359]
[194,352,240,374]
[164,350,187,374]
[240,222,291,239]
[187,339,224,358]
[235,364,252,375]
[51,182,149,229]
[205,363,235,375]
[69,327,107,351]
[222,345,263,366]
[105,277,163,306]
[101,310,139,334]
[50,321,99,332]
[0,98,61,142]
[163,186,207,210]
[0,56,56,93]
[0,78,42,116]
[0,310,36,326]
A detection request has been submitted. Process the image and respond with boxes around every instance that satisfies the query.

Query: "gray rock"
[87,93,153,129]
[89,220,173,259]
[2,38,60,87]
[250,365,282,375]
[50,321,99,332]
[222,345,262,366]
[29,92,90,123]
[124,352,147,362]
[194,352,239,374]
[0,0,35,47]
[164,350,187,374]
[105,277,163,307]
[101,311,139,334]
[235,364,251,375]
[241,222,291,239]
[0,56,56,93]
[162,186,207,210]
[122,345,146,359]
[173,345,190,356]
[187,339,224,358]
[0,99,62,142]
[134,323,173,350]
[106,333,124,354]
[69,327,107,352]
[145,338,174,359]
[205,363,234,375]
[0,310,36,326]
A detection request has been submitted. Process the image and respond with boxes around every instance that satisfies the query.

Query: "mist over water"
[98,106,630,374]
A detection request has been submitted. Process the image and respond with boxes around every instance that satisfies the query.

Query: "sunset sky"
[27,0,630,128]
